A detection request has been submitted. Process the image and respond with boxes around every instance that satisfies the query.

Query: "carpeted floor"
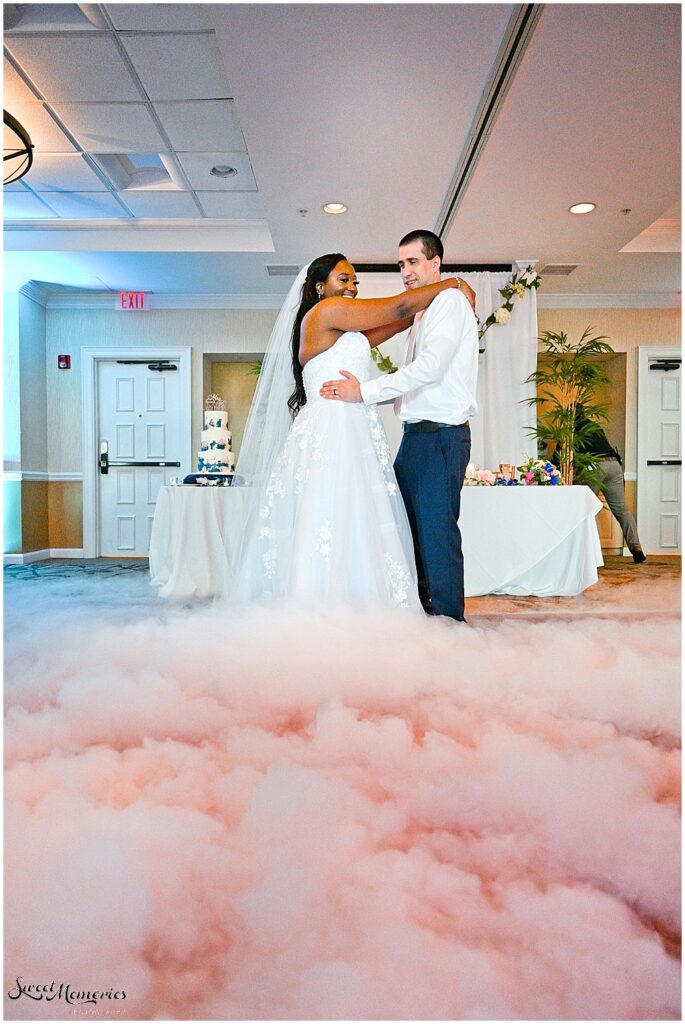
[4,553,680,621]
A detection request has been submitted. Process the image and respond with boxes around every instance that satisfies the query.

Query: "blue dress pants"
[394,423,471,620]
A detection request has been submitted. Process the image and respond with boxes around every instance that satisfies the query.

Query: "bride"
[227,253,464,608]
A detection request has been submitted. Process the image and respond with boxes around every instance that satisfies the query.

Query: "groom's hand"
[320,371,362,403]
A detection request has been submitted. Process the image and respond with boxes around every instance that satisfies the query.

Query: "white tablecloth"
[149,485,603,600]
[149,485,240,599]
[460,485,603,596]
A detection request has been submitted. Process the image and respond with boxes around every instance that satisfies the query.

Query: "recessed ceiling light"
[569,202,596,215]
[210,165,238,178]
[322,202,348,214]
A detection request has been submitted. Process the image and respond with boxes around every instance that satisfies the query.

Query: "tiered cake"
[197,396,236,477]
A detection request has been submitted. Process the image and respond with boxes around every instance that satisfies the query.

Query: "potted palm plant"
[524,327,615,484]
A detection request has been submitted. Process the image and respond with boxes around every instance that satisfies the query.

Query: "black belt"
[402,419,466,433]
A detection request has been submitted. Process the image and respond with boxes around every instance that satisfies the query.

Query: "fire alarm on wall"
[58,355,71,369]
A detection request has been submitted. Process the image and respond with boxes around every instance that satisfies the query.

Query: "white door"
[637,349,681,554]
[98,359,182,556]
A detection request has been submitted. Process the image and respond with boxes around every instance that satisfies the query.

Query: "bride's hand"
[457,277,477,314]
[320,371,361,403]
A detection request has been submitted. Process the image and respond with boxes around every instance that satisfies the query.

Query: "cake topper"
[205,394,226,411]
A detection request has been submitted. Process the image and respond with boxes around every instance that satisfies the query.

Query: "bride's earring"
[317,286,324,300]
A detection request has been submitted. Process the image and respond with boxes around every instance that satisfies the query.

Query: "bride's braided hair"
[288,253,347,417]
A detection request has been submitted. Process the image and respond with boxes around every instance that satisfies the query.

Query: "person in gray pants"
[575,408,646,562]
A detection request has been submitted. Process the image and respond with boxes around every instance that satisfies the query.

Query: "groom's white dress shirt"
[360,289,479,424]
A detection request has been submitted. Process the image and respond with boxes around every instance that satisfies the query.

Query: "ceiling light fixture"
[322,202,348,215]
[568,202,596,215]
[210,165,238,178]
[3,110,34,184]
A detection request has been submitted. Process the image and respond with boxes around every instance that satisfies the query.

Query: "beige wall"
[4,292,21,471]
[19,293,47,473]
[537,307,681,473]
[6,300,678,555]
[209,362,259,459]
[46,307,278,473]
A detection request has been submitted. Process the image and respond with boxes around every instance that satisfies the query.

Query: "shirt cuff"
[360,377,384,405]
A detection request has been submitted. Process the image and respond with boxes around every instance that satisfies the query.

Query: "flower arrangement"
[516,457,563,486]
[205,393,226,411]
[464,464,497,486]
[464,458,563,486]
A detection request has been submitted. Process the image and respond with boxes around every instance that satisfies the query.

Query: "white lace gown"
[253,332,420,608]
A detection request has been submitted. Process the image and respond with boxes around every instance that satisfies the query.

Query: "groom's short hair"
[399,229,444,266]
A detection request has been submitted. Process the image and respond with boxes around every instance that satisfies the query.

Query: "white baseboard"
[4,547,84,564]
[4,549,51,564]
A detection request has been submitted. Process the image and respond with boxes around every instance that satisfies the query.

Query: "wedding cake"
[197,396,236,477]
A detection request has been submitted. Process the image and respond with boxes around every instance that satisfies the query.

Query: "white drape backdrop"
[359,270,538,467]
[461,271,538,470]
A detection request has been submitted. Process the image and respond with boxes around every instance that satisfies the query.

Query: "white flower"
[522,270,539,285]
[494,307,511,324]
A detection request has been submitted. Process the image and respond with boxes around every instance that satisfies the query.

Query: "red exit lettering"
[119,291,146,310]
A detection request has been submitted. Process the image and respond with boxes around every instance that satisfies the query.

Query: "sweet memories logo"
[7,977,127,1006]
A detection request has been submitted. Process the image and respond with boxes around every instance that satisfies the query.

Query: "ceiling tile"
[3,191,58,218]
[40,192,128,219]
[197,192,265,218]
[5,35,142,102]
[53,102,166,153]
[105,4,210,31]
[121,34,230,101]
[154,100,245,152]
[3,179,29,192]
[176,152,257,191]
[3,58,42,103]
[122,192,201,218]
[3,101,77,154]
[26,153,111,191]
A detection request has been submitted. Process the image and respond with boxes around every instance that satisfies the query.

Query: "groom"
[320,229,479,621]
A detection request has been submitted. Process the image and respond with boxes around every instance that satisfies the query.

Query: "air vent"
[539,264,579,276]
[266,265,300,277]
[94,154,184,191]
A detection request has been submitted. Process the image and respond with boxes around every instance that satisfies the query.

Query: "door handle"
[99,441,109,475]
[106,461,181,467]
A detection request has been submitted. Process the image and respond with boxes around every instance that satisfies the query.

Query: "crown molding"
[537,293,681,309]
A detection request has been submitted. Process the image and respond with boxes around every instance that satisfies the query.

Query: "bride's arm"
[364,279,476,348]
[364,315,414,349]
[311,277,459,334]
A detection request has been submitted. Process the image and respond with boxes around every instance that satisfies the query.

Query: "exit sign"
[119,291,147,310]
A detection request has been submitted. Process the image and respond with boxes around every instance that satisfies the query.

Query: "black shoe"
[631,548,647,563]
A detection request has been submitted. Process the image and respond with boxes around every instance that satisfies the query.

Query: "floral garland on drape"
[371,264,541,371]
[477,265,540,342]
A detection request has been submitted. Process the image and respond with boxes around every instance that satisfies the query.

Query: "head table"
[149,484,603,601]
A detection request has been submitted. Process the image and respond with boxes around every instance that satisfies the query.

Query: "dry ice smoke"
[4,572,680,1020]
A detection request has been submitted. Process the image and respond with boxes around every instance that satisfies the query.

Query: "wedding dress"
[244,331,420,607]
